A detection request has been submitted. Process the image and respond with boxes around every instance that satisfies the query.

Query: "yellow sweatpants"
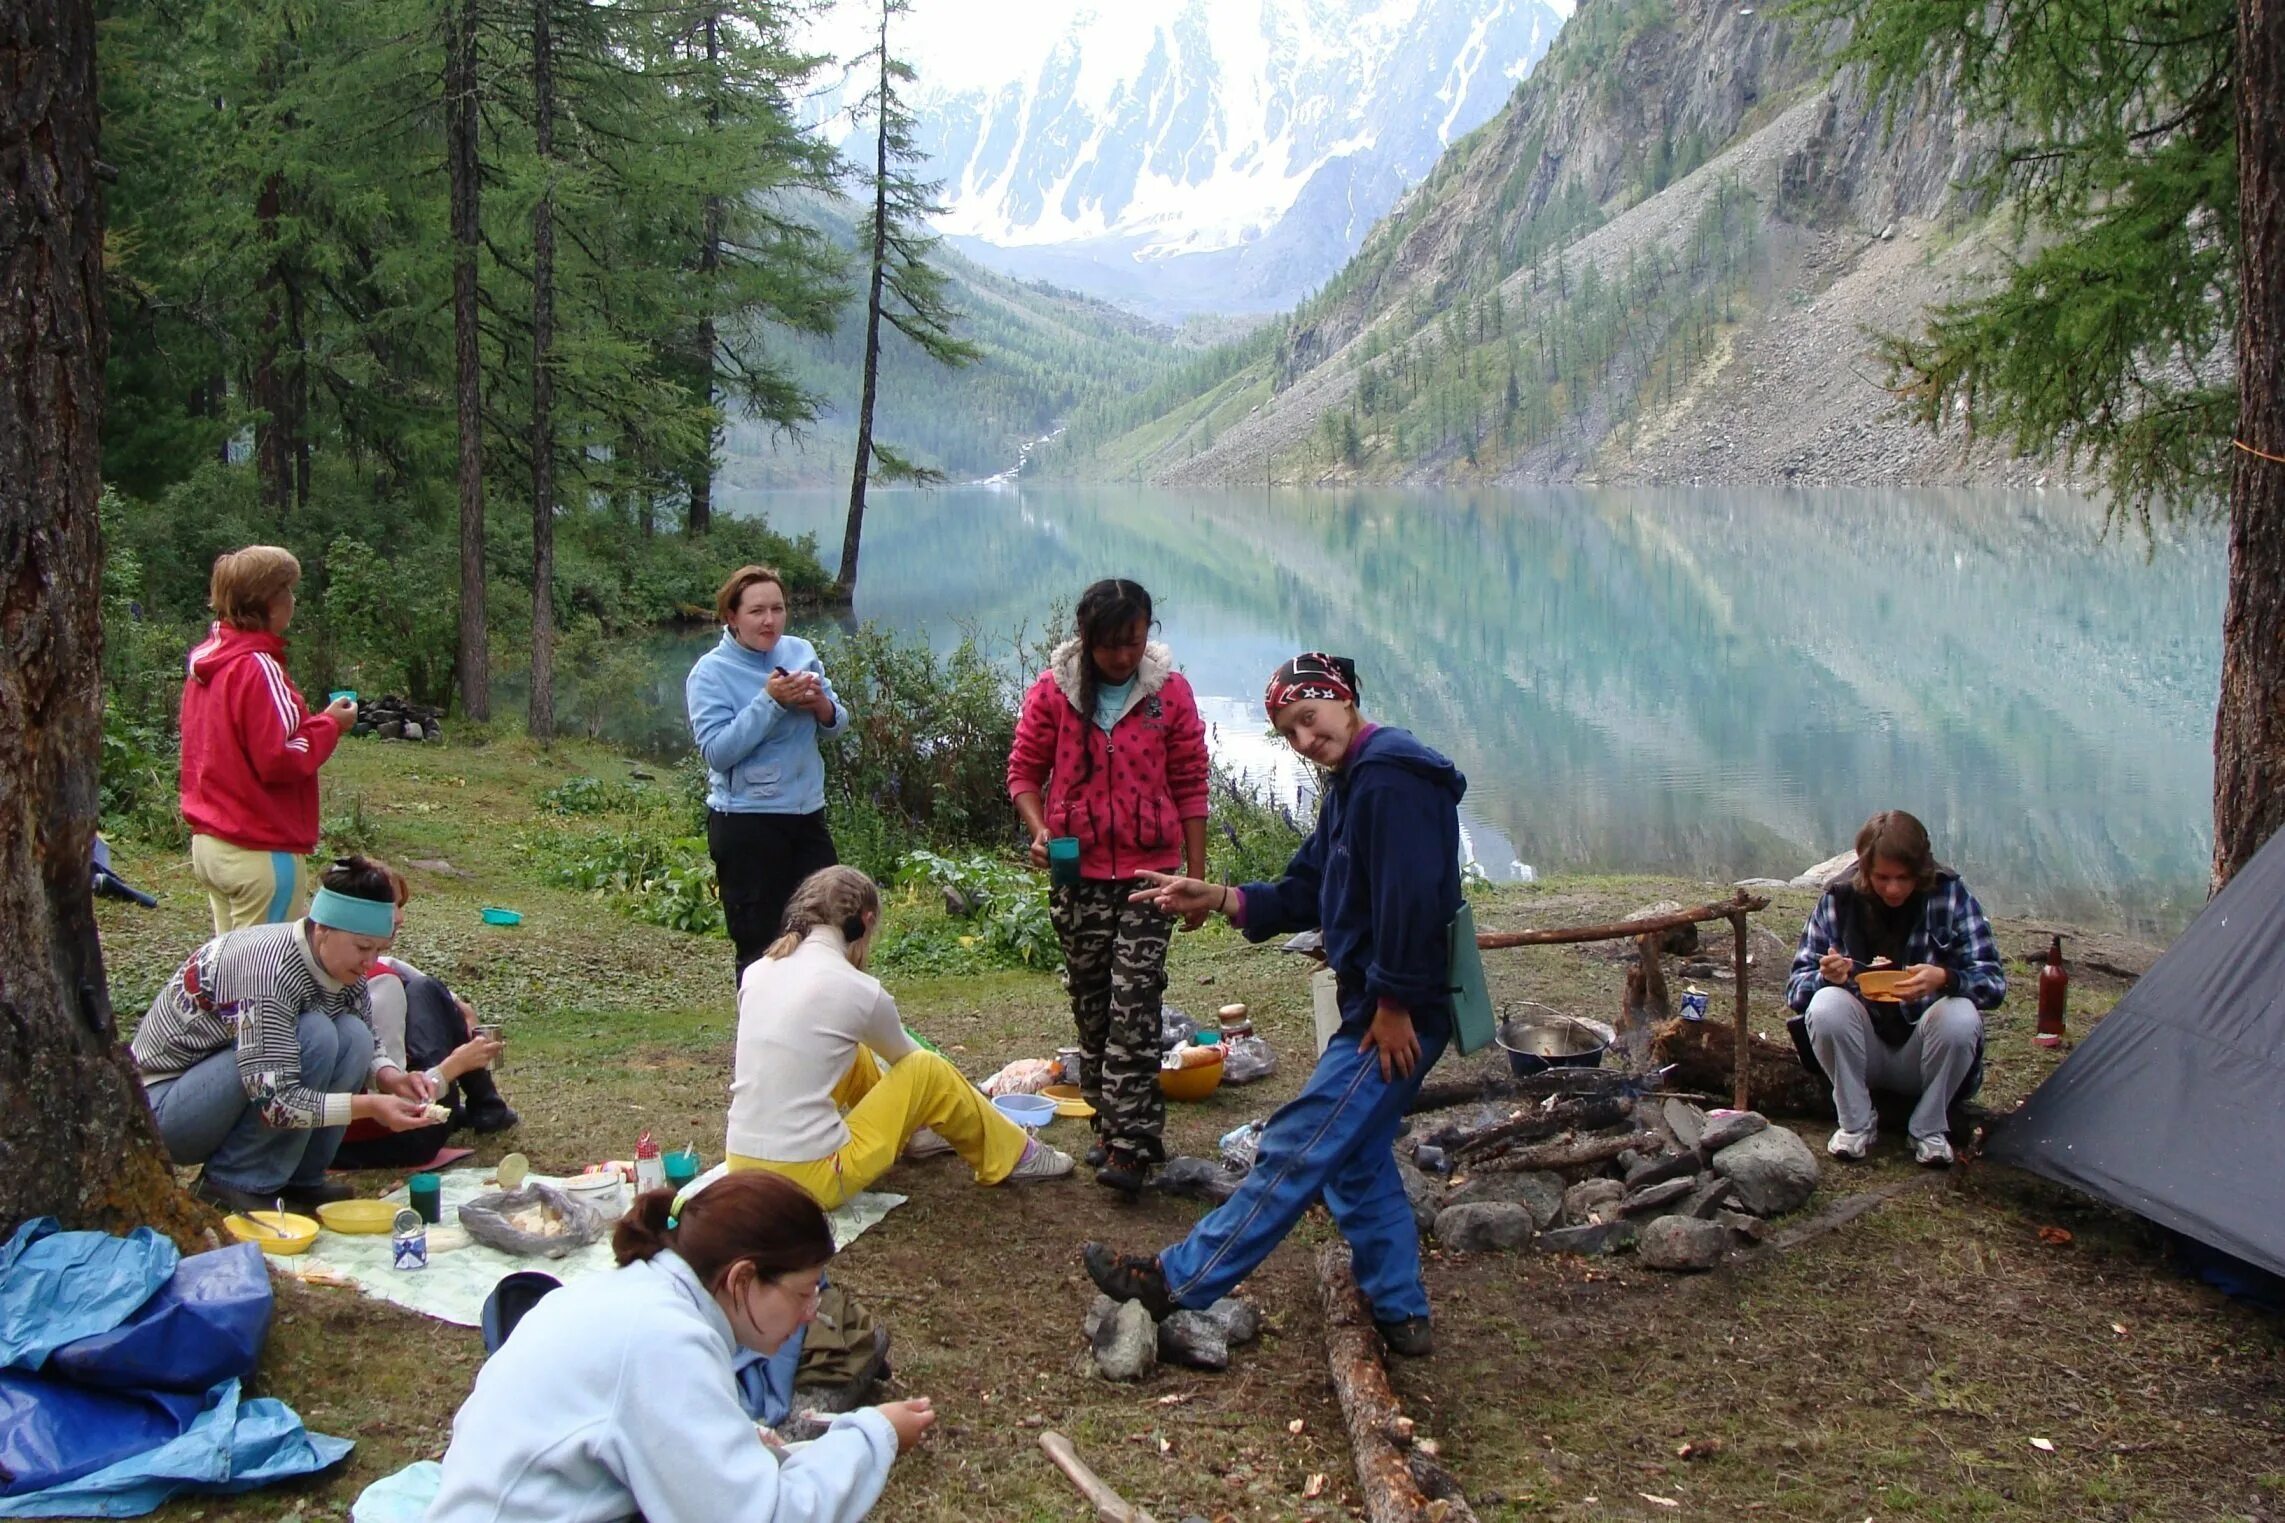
[190,834,312,936]
[729,1048,1031,1211]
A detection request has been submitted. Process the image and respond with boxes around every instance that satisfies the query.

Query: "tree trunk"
[1315,1243,1478,1523]
[837,5,892,605]
[688,7,720,537]
[528,0,555,743]
[2218,0,2285,889]
[449,0,489,721]
[253,170,289,516]
[0,0,212,1246]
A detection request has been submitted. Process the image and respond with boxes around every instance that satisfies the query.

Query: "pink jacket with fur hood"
[1007,638,1210,881]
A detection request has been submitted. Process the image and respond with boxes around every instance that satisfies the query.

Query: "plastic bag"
[45,1242,269,1393]
[1158,1004,1195,1051]
[1218,1120,1268,1173]
[1220,1033,1278,1084]
[456,1183,606,1259]
[979,1058,1056,1097]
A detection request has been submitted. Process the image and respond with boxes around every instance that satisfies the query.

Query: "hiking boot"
[196,1175,278,1217]
[1007,1137,1074,1182]
[904,1126,956,1160]
[1083,1142,1109,1169]
[1375,1315,1434,1358]
[1081,1242,1175,1320]
[1827,1126,1876,1161]
[1914,1133,1955,1168]
[1094,1145,1152,1194]
[466,1098,520,1135]
[280,1178,356,1208]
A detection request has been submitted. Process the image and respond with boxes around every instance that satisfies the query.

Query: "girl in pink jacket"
[1007,580,1210,1191]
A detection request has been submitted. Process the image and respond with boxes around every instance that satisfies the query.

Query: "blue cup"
[1047,836,1081,888]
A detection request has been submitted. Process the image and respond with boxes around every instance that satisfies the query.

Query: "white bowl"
[559,1173,627,1217]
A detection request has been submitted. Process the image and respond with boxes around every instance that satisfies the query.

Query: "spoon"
[245,1198,290,1238]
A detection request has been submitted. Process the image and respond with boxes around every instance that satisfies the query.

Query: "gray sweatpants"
[1805,987,1982,1142]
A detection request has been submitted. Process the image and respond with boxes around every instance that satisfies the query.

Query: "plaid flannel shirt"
[1786,872,2007,1021]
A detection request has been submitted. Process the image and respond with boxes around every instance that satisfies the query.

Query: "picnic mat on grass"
[264,1169,904,1326]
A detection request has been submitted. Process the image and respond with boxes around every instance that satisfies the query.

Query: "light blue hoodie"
[425,1249,899,1523]
[686,631,848,816]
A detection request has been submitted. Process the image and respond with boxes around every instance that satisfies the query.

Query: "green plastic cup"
[1047,836,1081,888]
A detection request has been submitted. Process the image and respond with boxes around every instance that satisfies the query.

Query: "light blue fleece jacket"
[425,1249,899,1523]
[686,631,848,816]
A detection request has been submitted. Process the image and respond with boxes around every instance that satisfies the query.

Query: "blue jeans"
[145,1011,375,1193]
[1160,984,1450,1322]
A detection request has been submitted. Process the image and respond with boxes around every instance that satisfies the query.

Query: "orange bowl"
[1855,967,1909,1002]
[1158,1054,1225,1102]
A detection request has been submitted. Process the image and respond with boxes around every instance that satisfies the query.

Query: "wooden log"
[1038,1430,1158,1523]
[1650,1017,1831,1117]
[1729,911,1751,1111]
[1443,1095,1634,1160]
[1407,1071,1525,1115]
[1316,1244,1479,1523]
[1618,931,1671,1072]
[1472,891,1771,950]
[1470,1129,1655,1174]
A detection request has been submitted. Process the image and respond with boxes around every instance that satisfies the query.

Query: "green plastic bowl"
[328,689,358,704]
[480,906,523,926]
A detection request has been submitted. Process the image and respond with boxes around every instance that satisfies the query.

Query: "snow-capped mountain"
[809,0,1569,317]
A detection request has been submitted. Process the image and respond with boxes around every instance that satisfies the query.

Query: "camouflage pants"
[1051,877,1171,1160]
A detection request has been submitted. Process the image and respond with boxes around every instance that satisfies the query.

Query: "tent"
[1987,827,2285,1279]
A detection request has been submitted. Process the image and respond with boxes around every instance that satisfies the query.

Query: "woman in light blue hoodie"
[426,1170,935,1523]
[687,565,849,980]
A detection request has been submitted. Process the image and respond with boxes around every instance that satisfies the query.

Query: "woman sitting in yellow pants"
[726,866,1073,1209]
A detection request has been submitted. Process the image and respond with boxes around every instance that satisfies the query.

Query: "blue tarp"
[0,1219,350,1517]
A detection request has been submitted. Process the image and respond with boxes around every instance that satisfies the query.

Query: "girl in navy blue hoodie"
[1083,652,1465,1359]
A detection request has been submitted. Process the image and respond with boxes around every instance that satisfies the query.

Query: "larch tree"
[1,0,209,1243]
[1823,0,2283,888]
[448,0,490,721]
[837,0,977,603]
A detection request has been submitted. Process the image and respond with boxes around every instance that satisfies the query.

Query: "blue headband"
[308,888,395,938]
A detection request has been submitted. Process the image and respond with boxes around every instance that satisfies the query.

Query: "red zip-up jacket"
[178,623,342,852]
[1007,639,1210,881]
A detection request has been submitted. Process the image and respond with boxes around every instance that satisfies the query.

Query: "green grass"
[92,734,2283,1523]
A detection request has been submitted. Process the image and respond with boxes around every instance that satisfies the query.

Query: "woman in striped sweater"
[131,855,437,1215]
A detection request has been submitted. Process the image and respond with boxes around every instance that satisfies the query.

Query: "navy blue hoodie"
[1236,725,1467,1021]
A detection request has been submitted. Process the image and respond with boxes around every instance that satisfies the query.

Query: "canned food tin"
[391,1207,428,1271]
[1680,988,1710,1022]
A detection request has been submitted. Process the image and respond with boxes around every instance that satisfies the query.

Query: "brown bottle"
[2034,935,2068,1047]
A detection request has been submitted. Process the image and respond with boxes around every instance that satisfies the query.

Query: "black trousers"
[708,807,838,982]
[333,968,509,1169]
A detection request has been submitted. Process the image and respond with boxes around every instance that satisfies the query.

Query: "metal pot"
[1495,1004,1612,1078]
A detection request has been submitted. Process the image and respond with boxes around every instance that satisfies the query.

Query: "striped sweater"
[130,920,385,1129]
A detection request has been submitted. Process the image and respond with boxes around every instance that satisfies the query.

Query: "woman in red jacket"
[1007,580,1210,1192]
[179,546,357,935]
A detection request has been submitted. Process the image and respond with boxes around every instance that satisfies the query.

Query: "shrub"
[886,850,1058,970]
[535,823,724,937]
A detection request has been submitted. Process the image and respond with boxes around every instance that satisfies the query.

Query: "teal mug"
[1047,836,1082,888]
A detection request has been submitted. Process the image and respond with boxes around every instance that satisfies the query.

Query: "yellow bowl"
[1855,967,1910,1002]
[1158,1055,1225,1103]
[1041,1084,1096,1119]
[223,1210,320,1254]
[316,1199,402,1235]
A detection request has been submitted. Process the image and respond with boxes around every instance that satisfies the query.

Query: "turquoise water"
[617,483,2222,934]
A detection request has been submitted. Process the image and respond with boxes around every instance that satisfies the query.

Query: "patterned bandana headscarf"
[1264,652,1360,721]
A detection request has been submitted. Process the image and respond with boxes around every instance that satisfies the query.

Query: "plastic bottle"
[634,1130,666,1194]
[2035,935,2068,1048]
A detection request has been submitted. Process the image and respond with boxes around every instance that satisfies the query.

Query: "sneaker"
[1007,1137,1074,1182]
[1914,1133,1955,1168]
[904,1126,956,1160]
[196,1174,278,1216]
[1094,1145,1152,1194]
[1827,1126,1876,1161]
[279,1177,356,1208]
[1081,1242,1175,1320]
[1375,1315,1434,1358]
[466,1099,520,1135]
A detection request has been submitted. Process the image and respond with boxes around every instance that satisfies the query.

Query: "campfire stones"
[1683,1175,1736,1218]
[1396,1157,1442,1232]
[1662,1099,1708,1151]
[1637,1215,1728,1272]
[351,695,445,744]
[1443,1169,1563,1228]
[1618,1176,1698,1217]
[1158,1311,1229,1371]
[1094,1300,1158,1382]
[1696,1110,1771,1158]
[1710,1125,1820,1215]
[1434,1202,1537,1253]
[1623,1148,1703,1191]
[1562,1178,1626,1225]
[1536,1220,1637,1256]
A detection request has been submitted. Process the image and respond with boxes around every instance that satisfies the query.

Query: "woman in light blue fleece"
[687,564,850,980]
[426,1170,934,1523]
